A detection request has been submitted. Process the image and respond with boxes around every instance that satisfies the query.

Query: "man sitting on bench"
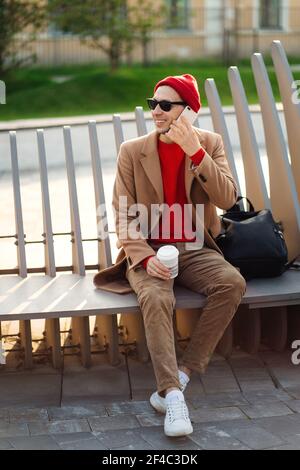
[95,74,246,437]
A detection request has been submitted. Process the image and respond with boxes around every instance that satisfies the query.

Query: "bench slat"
[204,78,242,197]
[9,131,27,277]
[63,126,85,275]
[0,271,299,321]
[228,66,270,211]
[88,121,112,269]
[135,106,147,136]
[271,40,300,201]
[251,53,300,260]
[37,129,56,277]
[112,114,125,153]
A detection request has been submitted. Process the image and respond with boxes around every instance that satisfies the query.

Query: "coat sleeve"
[192,134,238,210]
[112,143,156,270]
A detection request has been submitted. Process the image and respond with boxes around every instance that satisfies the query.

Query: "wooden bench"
[0,40,299,371]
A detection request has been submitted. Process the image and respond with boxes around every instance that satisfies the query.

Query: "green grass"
[1,57,300,121]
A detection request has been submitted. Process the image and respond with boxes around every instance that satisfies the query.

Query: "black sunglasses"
[147,98,186,112]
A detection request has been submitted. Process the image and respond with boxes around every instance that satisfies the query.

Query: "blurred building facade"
[23,0,300,65]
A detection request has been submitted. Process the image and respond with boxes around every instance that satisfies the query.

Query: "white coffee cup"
[157,245,179,279]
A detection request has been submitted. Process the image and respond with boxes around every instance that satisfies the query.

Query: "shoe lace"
[166,400,189,423]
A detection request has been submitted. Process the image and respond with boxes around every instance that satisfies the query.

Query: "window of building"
[165,0,189,30]
[259,0,282,29]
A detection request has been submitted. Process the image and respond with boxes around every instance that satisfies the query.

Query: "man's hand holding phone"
[166,107,203,156]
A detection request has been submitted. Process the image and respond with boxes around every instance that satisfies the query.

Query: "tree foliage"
[0,0,45,76]
[49,0,166,71]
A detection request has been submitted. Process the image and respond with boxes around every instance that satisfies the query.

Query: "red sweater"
[142,140,205,269]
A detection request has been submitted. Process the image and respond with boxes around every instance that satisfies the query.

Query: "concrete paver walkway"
[1,349,300,450]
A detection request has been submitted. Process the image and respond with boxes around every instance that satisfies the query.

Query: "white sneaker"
[150,376,188,414]
[150,391,166,414]
[164,395,193,437]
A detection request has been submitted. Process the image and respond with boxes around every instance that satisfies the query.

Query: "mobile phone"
[178,106,198,125]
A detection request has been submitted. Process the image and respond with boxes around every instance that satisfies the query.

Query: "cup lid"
[157,245,179,259]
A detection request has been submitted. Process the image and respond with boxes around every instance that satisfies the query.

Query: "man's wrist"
[141,255,154,269]
[189,147,206,165]
[185,142,202,157]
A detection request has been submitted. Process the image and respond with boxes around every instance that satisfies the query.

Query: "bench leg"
[261,306,287,352]
[236,305,261,354]
[19,320,33,369]
[216,321,233,358]
[45,318,62,369]
[71,316,91,368]
[95,314,120,366]
[119,312,149,363]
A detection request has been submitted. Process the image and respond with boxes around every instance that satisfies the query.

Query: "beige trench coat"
[93,128,238,293]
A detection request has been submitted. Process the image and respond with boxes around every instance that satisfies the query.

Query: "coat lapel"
[140,130,164,203]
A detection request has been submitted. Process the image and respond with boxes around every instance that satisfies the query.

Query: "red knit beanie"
[154,74,201,112]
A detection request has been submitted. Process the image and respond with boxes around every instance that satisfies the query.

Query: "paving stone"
[280,434,300,448]
[0,409,9,423]
[271,376,300,389]
[8,435,61,450]
[188,392,249,410]
[190,406,246,424]
[240,403,294,419]
[285,387,300,400]
[201,363,240,394]
[258,350,292,366]
[258,351,300,389]
[215,422,285,450]
[88,415,140,432]
[114,442,154,450]
[0,438,13,449]
[253,414,300,439]
[138,426,201,450]
[242,389,293,404]
[201,377,240,394]
[238,380,276,392]
[52,432,98,445]
[189,425,249,450]
[0,423,29,438]
[48,405,107,420]
[60,437,107,450]
[285,400,300,413]
[126,359,157,400]
[0,373,61,408]
[62,365,130,401]
[94,429,150,449]
[136,414,164,427]
[28,419,91,435]
[9,408,49,423]
[105,401,154,416]
[228,355,266,370]
[182,374,206,399]
[267,443,300,450]
[230,369,271,380]
[228,356,277,390]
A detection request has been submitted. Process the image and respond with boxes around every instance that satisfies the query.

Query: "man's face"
[151,85,185,135]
